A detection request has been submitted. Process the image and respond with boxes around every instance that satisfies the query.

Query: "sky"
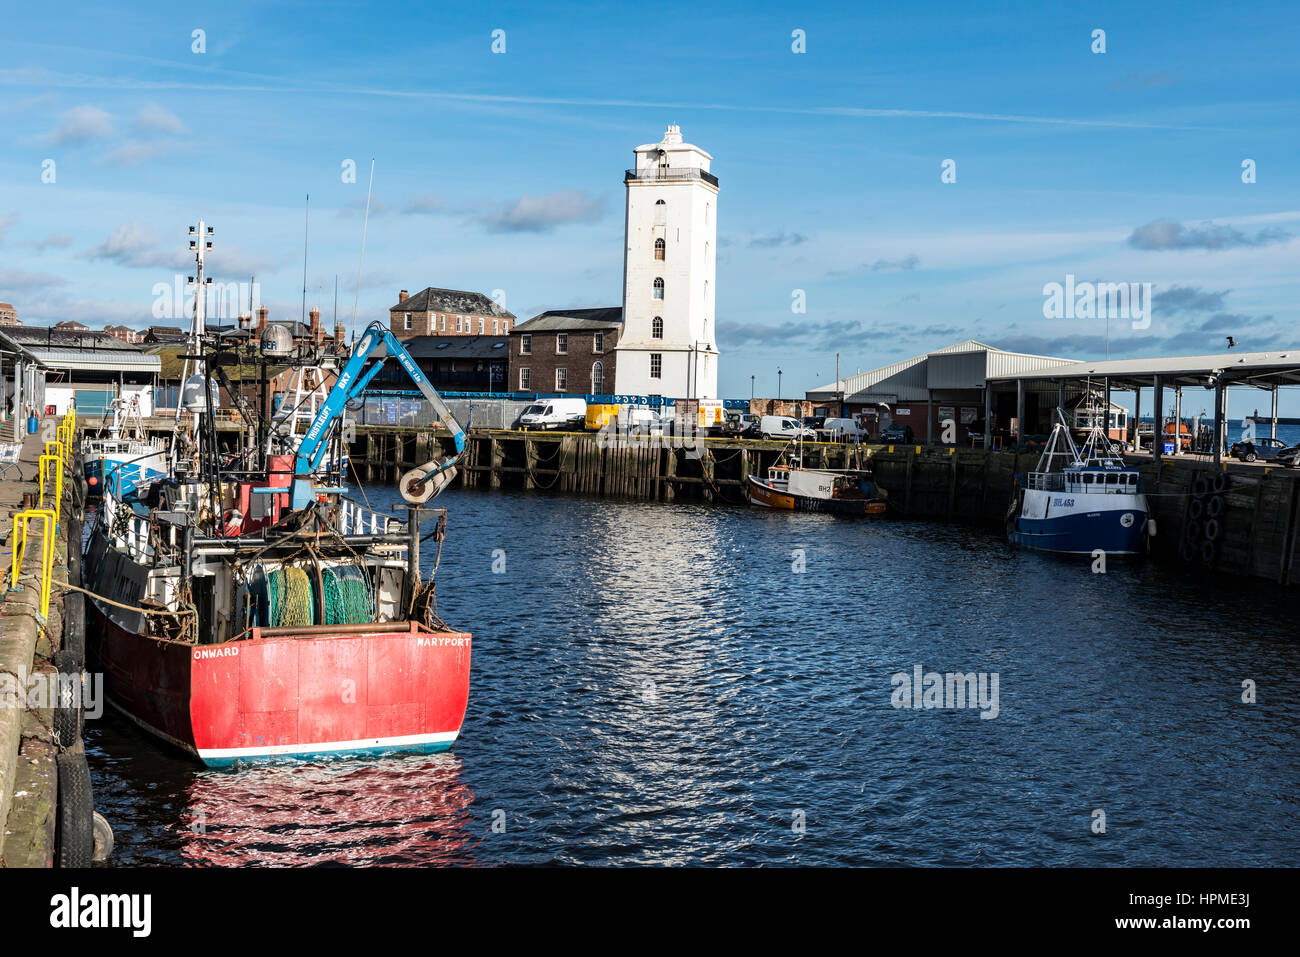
[1,1,1298,412]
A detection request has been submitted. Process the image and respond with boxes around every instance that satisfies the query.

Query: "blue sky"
[1,0,1298,410]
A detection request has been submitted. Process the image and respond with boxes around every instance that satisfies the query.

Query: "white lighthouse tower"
[614,124,719,399]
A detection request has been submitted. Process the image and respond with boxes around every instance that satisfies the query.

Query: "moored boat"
[81,396,168,499]
[1007,410,1151,555]
[746,461,888,515]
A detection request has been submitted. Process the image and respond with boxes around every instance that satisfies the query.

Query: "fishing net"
[321,563,373,625]
[267,566,315,628]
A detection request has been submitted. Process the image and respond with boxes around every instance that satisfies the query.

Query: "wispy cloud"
[44,104,113,146]
[0,213,16,244]
[99,140,176,166]
[132,103,187,136]
[748,231,807,248]
[479,190,604,233]
[83,222,173,268]
[1152,285,1229,313]
[868,254,920,272]
[0,267,69,292]
[32,233,75,252]
[402,193,449,215]
[718,318,865,351]
[1129,218,1293,251]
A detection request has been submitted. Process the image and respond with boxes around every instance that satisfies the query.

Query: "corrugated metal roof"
[29,347,161,372]
[988,348,1300,385]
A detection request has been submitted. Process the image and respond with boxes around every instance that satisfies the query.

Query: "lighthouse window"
[652,316,663,339]
[653,277,664,300]
[655,199,665,205]
[650,353,662,379]
[654,238,665,260]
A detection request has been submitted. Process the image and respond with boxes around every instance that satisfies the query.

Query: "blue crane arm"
[292,320,465,505]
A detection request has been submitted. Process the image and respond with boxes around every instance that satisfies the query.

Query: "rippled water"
[87,486,1300,866]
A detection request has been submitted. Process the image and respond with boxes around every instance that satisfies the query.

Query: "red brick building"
[390,287,516,339]
[509,308,622,395]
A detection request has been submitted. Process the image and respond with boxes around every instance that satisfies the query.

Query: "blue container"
[27,416,38,434]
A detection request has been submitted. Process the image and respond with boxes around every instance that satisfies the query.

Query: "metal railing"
[338,498,392,536]
[625,167,719,187]
[7,408,76,617]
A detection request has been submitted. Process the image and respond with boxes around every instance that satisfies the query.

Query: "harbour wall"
[349,427,1300,586]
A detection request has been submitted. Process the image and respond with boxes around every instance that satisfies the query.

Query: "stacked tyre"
[1181,472,1227,566]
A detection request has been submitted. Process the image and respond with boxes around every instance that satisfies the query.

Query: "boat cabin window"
[1083,473,1094,484]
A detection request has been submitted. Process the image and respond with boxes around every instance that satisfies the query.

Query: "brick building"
[370,335,510,393]
[509,307,622,395]
[0,302,17,326]
[389,287,516,339]
[104,324,143,343]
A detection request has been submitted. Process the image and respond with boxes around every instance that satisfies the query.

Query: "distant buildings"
[370,335,511,393]
[509,308,621,395]
[0,324,161,416]
[104,324,143,344]
[389,287,516,339]
[0,302,17,327]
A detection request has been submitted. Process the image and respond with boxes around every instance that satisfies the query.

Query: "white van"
[759,415,816,440]
[518,398,587,431]
[820,417,868,443]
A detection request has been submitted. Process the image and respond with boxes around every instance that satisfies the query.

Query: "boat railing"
[1025,471,1067,491]
[338,498,392,536]
[101,492,155,563]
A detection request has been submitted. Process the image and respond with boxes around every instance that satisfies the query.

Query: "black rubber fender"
[56,749,95,868]
[1192,475,1211,497]
[1179,540,1197,563]
[61,590,85,665]
[1204,518,1221,542]
[1201,539,1217,565]
[1211,472,1229,494]
[1188,498,1204,520]
[51,649,83,751]
[1184,519,1201,543]
[1207,495,1225,518]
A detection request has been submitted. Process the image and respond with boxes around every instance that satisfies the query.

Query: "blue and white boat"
[1008,411,1151,555]
[82,396,168,499]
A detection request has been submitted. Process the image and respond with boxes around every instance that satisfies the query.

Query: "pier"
[0,413,97,867]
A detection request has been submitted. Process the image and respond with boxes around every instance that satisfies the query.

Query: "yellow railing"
[9,509,57,618]
[38,454,64,522]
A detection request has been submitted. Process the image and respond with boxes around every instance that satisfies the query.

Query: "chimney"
[309,306,322,345]
[256,305,268,333]
[334,323,346,347]
[398,289,409,303]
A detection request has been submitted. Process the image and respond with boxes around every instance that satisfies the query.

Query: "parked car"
[1274,445,1300,468]
[518,398,587,431]
[1231,437,1289,462]
[819,417,869,443]
[722,411,760,436]
[879,424,914,443]
[759,415,816,441]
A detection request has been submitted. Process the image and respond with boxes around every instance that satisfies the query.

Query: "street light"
[750,375,755,400]
[778,368,782,402]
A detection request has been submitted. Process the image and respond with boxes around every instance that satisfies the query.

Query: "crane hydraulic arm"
[291,320,466,508]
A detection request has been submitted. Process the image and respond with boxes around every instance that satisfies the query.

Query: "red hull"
[87,601,471,768]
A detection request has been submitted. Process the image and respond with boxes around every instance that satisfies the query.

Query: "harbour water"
[86,486,1300,866]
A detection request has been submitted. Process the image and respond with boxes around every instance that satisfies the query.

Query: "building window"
[478,317,485,334]
[655,199,665,206]
[650,354,662,379]
[652,277,664,300]
[594,332,604,353]
[652,316,663,339]
[556,333,568,354]
[440,314,446,331]
[654,237,665,260]
[520,334,531,355]
[519,367,531,390]
[404,312,412,330]
[493,319,499,335]
[556,368,568,392]
[591,360,604,394]
[456,316,463,332]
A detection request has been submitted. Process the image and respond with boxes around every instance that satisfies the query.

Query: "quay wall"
[348,426,1300,587]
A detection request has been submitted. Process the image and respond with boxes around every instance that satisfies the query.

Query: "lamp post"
[777,368,782,402]
[750,375,755,401]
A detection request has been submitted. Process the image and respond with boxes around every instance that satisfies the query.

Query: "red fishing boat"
[83,220,471,767]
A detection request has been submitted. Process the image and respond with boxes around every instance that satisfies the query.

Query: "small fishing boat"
[1007,409,1151,555]
[746,460,888,515]
[81,396,168,499]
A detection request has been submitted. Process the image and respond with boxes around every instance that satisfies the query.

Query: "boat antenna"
[351,159,375,343]
[301,193,310,327]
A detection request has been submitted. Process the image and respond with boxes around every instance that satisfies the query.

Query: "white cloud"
[132,103,187,136]
[46,105,113,146]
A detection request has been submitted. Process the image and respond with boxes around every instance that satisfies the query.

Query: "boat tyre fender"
[1184,519,1201,543]
[1179,540,1197,563]
[1207,495,1225,518]
[1192,475,1211,497]
[61,590,85,665]
[1212,472,1229,494]
[65,512,82,589]
[92,811,114,863]
[1201,539,1217,565]
[1188,498,1204,520]
[1204,518,1221,542]
[51,649,83,750]
[56,749,95,868]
